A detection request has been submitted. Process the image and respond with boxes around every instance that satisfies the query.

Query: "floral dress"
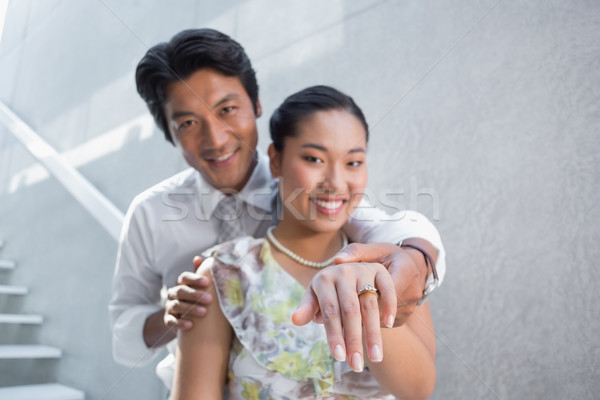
[204,236,395,400]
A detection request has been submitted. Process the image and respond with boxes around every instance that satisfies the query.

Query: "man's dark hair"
[135,28,259,144]
[269,85,369,151]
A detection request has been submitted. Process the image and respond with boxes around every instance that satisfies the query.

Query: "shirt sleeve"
[109,198,164,366]
[343,198,446,285]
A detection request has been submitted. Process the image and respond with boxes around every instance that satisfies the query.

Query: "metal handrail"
[0,101,124,241]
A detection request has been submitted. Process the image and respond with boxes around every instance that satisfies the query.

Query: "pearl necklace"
[266,227,348,269]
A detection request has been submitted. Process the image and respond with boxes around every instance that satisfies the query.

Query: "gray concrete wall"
[0,1,598,399]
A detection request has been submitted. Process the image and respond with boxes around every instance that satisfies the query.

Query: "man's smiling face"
[163,68,261,192]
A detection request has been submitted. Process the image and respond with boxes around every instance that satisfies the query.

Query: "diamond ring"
[357,283,378,297]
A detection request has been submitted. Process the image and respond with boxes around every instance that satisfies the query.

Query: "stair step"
[0,314,43,324]
[0,345,61,359]
[0,383,84,399]
[0,285,28,295]
[0,260,16,269]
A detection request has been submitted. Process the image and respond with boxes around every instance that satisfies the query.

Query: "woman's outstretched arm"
[172,263,232,400]
[366,302,436,399]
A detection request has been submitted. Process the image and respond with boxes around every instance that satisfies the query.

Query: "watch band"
[399,242,439,305]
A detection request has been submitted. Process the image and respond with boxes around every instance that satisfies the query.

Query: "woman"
[173,86,436,399]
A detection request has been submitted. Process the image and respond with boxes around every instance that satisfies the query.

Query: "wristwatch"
[398,242,439,305]
[418,273,439,306]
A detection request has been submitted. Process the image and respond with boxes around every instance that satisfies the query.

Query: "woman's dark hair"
[269,85,369,151]
[135,29,259,144]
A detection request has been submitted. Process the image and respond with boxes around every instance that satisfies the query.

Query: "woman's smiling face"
[270,109,368,233]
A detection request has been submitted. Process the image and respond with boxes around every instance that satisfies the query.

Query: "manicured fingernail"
[336,249,349,258]
[182,320,192,329]
[333,345,346,361]
[351,352,363,372]
[193,255,201,262]
[370,345,382,362]
[386,315,395,328]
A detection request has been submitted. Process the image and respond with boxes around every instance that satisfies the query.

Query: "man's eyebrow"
[170,93,241,120]
[170,111,197,120]
[213,93,240,109]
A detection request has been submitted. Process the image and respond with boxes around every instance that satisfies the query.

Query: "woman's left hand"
[291,257,397,372]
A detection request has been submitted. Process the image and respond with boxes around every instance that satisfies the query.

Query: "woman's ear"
[267,143,280,178]
[255,97,262,118]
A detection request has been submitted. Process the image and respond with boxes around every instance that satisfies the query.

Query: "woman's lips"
[311,198,346,215]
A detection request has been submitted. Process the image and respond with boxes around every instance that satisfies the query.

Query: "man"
[110,28,445,389]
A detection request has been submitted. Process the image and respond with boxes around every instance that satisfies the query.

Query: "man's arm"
[343,203,445,284]
[143,310,177,348]
[109,202,167,366]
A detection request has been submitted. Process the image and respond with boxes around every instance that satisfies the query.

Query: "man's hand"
[164,256,213,330]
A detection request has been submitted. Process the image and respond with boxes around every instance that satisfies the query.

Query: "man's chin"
[196,158,253,191]
[205,173,245,192]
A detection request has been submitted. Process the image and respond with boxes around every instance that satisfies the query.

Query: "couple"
[110,29,444,399]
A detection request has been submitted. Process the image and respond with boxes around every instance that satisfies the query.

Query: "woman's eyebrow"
[301,143,327,151]
[347,147,366,154]
[301,143,366,154]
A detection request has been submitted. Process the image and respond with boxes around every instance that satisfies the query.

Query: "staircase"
[0,240,85,399]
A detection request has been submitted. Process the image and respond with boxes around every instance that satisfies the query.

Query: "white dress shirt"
[109,151,446,388]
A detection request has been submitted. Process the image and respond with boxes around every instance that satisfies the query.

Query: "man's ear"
[255,97,262,118]
[267,143,280,178]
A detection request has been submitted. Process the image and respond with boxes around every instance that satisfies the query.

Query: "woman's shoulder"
[200,236,271,303]
[199,236,269,271]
